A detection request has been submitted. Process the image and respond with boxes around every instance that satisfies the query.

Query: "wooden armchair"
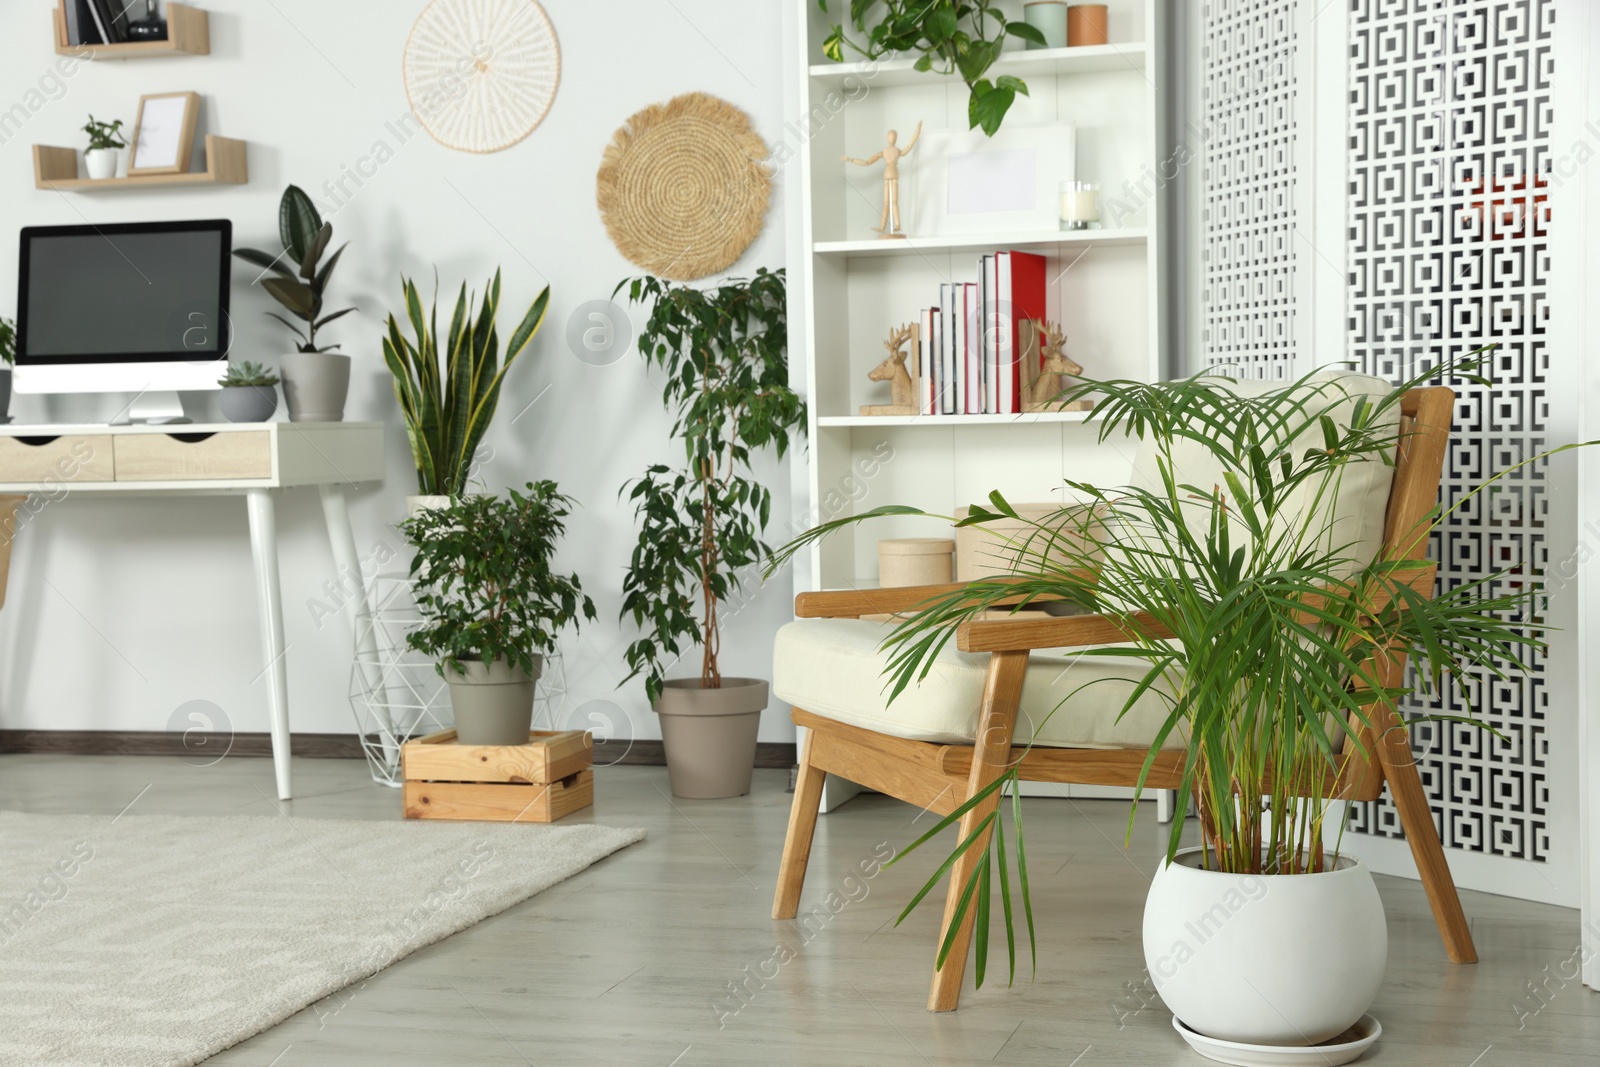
[770,386,1474,1012]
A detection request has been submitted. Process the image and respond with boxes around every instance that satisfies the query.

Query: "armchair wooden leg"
[773,728,827,920]
[929,650,1028,1012]
[1376,703,1477,964]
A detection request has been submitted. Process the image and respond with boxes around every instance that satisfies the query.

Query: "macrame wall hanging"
[403,0,561,154]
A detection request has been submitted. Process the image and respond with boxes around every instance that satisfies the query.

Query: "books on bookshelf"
[910,250,1050,417]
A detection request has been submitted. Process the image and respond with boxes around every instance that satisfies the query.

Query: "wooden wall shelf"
[33,135,247,191]
[54,2,209,59]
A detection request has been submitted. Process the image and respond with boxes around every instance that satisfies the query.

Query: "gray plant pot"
[0,367,11,424]
[446,656,544,745]
[654,677,768,798]
[218,384,278,423]
[280,351,350,422]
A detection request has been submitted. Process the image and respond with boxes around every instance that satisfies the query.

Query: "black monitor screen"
[17,220,231,364]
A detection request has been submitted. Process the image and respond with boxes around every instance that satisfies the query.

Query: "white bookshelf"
[784,0,1171,599]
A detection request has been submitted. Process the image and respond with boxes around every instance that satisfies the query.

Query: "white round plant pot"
[1142,847,1387,1047]
[654,677,767,799]
[84,148,119,180]
[279,351,350,422]
[445,656,543,745]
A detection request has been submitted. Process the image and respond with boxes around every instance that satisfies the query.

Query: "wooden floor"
[1,753,1595,1065]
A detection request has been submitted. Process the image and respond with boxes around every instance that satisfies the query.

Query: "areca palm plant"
[769,350,1573,984]
[381,270,549,496]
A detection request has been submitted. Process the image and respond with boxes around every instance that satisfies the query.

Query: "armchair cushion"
[773,618,1183,750]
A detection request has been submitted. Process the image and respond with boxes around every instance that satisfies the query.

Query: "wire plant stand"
[349,571,568,787]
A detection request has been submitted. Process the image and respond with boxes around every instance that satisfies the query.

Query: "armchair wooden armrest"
[795,571,1098,620]
[957,611,1173,652]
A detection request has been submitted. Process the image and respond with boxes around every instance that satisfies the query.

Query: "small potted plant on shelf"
[400,483,596,746]
[617,267,806,798]
[381,269,549,513]
[216,361,280,423]
[0,316,14,423]
[770,351,1576,1048]
[817,1,1047,135]
[82,116,126,180]
[233,185,356,422]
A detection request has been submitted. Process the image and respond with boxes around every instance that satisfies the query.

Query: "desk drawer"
[114,432,272,482]
[0,435,114,483]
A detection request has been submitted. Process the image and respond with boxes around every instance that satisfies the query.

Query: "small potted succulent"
[401,483,596,745]
[233,185,355,422]
[216,362,280,423]
[82,116,126,180]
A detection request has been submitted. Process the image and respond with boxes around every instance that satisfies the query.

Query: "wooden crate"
[401,729,593,823]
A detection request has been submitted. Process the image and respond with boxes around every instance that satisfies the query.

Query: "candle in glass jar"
[1059,181,1100,229]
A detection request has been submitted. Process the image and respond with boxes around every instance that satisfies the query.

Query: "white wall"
[0,0,800,746]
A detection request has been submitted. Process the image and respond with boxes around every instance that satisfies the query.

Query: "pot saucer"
[1172,1014,1380,1066]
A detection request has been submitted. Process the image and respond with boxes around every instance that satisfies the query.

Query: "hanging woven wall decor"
[403,0,561,154]
[596,92,772,281]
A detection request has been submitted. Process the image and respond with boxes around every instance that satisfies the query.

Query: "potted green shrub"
[216,362,280,423]
[771,353,1571,1046]
[382,270,549,512]
[818,1,1046,135]
[82,116,125,180]
[233,186,356,422]
[618,267,806,798]
[0,316,14,423]
[401,483,595,745]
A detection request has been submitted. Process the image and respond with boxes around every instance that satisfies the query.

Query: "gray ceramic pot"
[279,351,350,422]
[654,677,768,798]
[218,384,278,423]
[446,656,544,745]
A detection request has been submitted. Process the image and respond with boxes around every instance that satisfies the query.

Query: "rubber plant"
[618,267,806,704]
[381,270,549,497]
[769,350,1581,986]
[818,1,1047,135]
[232,185,355,354]
[401,482,596,679]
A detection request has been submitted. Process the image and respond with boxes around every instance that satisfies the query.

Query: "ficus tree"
[618,267,806,704]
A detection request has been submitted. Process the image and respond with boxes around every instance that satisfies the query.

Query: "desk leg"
[318,485,395,768]
[0,496,25,611]
[246,489,292,801]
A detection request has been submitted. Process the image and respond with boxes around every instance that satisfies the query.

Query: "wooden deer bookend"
[1022,320,1092,413]
[860,322,919,416]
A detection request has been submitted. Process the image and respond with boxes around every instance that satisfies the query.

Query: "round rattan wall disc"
[403,0,560,154]
[596,92,772,281]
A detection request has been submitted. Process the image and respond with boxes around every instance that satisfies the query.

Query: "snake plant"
[381,270,549,497]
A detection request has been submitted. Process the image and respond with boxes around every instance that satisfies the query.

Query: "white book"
[996,252,1016,415]
[940,284,958,415]
[964,283,980,415]
[920,307,936,416]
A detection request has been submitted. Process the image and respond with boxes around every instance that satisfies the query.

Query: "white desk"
[0,421,386,800]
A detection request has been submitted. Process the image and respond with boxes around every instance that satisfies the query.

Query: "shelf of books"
[784,0,1169,596]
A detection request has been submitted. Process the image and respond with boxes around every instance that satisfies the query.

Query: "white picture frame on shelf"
[909,123,1076,235]
[130,92,201,176]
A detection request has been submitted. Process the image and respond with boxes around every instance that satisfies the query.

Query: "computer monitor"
[15,219,232,423]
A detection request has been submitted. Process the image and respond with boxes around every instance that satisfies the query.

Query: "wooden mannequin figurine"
[1023,321,1093,413]
[860,322,919,415]
[841,121,922,238]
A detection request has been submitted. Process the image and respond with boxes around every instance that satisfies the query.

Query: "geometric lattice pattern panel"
[1201,0,1301,379]
[1345,0,1554,861]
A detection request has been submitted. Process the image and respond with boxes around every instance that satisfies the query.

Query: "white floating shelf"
[809,42,1146,89]
[819,410,1097,428]
[813,228,1147,259]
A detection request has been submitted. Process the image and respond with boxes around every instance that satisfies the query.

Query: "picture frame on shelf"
[908,123,1076,236]
[130,91,200,175]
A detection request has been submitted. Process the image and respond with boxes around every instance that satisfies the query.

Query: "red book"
[998,251,1048,414]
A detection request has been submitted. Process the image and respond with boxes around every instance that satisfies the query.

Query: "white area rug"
[0,810,644,1066]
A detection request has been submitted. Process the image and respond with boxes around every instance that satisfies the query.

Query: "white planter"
[405,495,454,517]
[1142,847,1387,1047]
[84,148,119,180]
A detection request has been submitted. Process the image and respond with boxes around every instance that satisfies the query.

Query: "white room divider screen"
[1197,0,1575,904]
